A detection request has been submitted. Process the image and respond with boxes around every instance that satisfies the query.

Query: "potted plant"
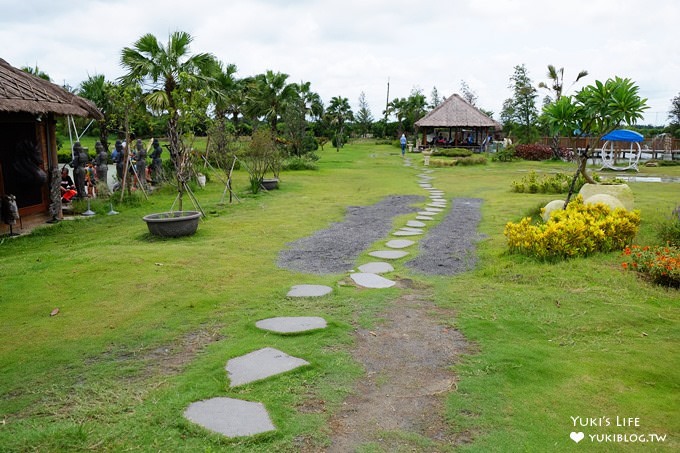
[121,31,213,237]
[241,129,282,193]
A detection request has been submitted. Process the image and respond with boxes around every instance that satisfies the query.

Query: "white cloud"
[1,0,677,124]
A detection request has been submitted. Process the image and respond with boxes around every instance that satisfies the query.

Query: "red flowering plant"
[622,245,680,288]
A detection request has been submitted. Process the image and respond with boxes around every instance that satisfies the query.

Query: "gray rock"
[350,272,396,288]
[255,316,327,333]
[358,262,395,274]
[386,239,415,248]
[287,284,332,297]
[226,347,309,387]
[368,250,409,259]
[184,397,275,437]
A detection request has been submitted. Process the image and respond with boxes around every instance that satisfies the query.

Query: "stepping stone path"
[386,239,415,249]
[350,272,396,289]
[255,316,327,333]
[185,160,451,440]
[369,250,409,259]
[358,261,394,273]
[184,397,275,437]
[226,347,309,387]
[286,284,332,297]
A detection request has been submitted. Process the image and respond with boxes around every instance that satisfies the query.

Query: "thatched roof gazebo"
[0,58,102,234]
[414,93,501,150]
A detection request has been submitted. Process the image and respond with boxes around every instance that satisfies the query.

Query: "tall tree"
[430,86,442,108]
[326,96,353,151]
[460,80,477,106]
[78,74,113,150]
[355,92,374,138]
[669,93,680,128]
[501,64,539,144]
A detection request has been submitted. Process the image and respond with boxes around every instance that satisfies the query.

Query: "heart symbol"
[570,432,585,443]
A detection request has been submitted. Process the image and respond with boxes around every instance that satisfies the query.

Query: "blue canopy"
[601,129,644,142]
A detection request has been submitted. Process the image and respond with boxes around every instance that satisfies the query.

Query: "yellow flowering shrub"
[504,196,640,259]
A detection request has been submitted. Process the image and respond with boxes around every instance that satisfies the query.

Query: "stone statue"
[70,141,89,199]
[112,140,125,184]
[149,138,163,184]
[134,139,147,189]
[94,141,108,183]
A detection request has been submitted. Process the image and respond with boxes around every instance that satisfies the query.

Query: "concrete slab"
[358,262,395,274]
[425,207,444,212]
[417,174,434,179]
[400,227,424,232]
[226,347,309,387]
[428,203,447,208]
[416,216,435,221]
[368,250,409,259]
[350,272,396,289]
[286,284,332,298]
[255,316,327,334]
[184,397,275,437]
[386,239,415,248]
[418,184,432,188]
[406,220,426,228]
[418,211,439,216]
[392,230,423,236]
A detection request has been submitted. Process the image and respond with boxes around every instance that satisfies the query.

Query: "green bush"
[511,171,593,194]
[492,144,516,162]
[504,195,641,259]
[622,245,680,288]
[457,155,487,166]
[657,205,680,246]
[283,156,319,171]
[434,147,472,158]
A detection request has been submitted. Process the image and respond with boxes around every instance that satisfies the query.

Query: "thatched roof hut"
[0,58,102,120]
[1,58,102,234]
[415,94,501,148]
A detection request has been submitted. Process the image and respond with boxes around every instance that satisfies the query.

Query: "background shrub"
[657,205,680,246]
[511,171,592,194]
[435,148,473,158]
[514,143,553,161]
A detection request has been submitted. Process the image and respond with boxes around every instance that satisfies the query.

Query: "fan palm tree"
[120,31,215,161]
[120,31,215,209]
[326,96,353,151]
[248,70,297,132]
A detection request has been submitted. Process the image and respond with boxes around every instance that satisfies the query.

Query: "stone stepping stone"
[406,220,426,228]
[386,239,415,248]
[416,216,435,221]
[392,230,422,236]
[400,227,424,233]
[286,284,332,298]
[430,191,445,195]
[226,347,309,387]
[428,203,447,208]
[350,272,396,289]
[418,183,432,188]
[255,316,327,334]
[423,169,434,173]
[358,262,394,273]
[184,397,275,437]
[425,207,443,213]
[417,174,434,179]
[418,210,438,216]
[369,250,409,259]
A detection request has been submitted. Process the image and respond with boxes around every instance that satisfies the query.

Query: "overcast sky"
[2,0,678,125]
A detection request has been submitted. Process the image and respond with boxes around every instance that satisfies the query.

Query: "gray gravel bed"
[278,195,423,274]
[406,198,484,275]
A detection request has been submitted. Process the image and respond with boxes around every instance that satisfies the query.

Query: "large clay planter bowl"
[143,211,201,237]
[261,178,279,190]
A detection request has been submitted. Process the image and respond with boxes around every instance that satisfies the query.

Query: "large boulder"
[542,200,565,221]
[578,183,634,210]
[584,193,625,211]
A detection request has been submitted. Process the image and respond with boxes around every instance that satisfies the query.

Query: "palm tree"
[539,65,588,158]
[120,31,215,209]
[120,31,215,163]
[248,70,297,132]
[326,96,353,151]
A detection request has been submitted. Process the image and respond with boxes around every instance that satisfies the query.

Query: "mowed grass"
[0,142,678,451]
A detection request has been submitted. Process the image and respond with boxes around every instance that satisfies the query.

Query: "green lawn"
[1,142,678,451]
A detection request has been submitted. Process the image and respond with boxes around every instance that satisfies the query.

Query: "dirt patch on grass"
[324,291,472,452]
